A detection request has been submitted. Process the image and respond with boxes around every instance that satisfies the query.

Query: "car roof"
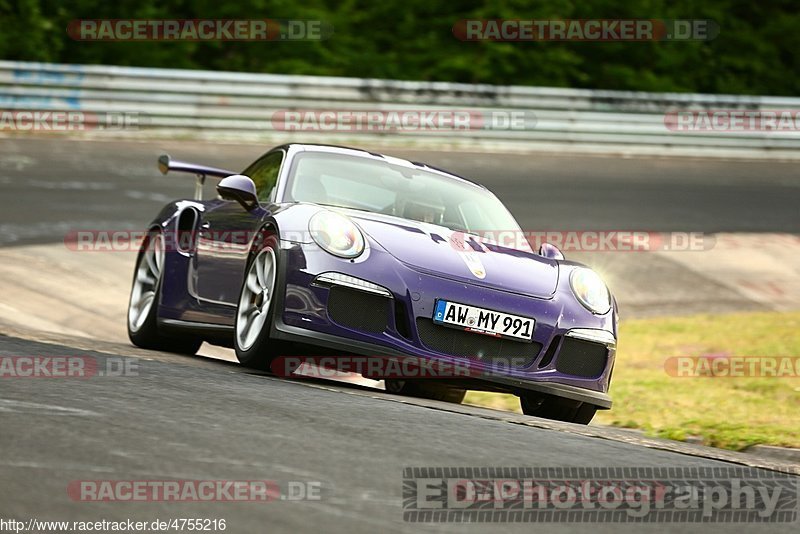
[274,143,487,190]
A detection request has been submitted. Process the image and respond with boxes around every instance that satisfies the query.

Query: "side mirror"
[217,175,258,211]
[538,242,564,260]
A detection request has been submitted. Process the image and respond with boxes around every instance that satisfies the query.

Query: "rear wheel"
[384,379,466,404]
[519,393,597,424]
[127,230,202,355]
[234,233,285,370]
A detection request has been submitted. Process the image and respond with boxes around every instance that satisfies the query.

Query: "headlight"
[570,268,611,314]
[309,210,365,258]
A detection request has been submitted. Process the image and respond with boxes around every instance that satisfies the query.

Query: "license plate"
[433,300,534,342]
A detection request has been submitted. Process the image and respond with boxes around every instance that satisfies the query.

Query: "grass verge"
[463,311,800,451]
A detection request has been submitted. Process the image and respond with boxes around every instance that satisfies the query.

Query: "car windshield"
[285,151,522,236]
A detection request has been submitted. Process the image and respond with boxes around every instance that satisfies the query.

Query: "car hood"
[349,212,559,298]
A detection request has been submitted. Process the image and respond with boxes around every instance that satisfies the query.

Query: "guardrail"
[2,60,799,159]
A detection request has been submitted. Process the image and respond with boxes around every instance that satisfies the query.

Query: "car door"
[194,150,285,309]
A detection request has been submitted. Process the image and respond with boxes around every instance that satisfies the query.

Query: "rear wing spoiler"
[158,154,236,200]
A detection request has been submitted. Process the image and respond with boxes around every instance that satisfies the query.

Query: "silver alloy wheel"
[236,247,277,351]
[128,232,164,332]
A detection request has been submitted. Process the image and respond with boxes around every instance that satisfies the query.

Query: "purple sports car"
[127,144,617,424]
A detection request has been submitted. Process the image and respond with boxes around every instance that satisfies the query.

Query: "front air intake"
[327,286,390,333]
[416,318,542,368]
[554,337,608,378]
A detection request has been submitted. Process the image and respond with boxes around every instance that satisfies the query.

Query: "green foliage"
[0,0,797,95]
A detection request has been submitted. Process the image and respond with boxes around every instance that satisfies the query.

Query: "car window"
[286,152,522,235]
[319,174,396,212]
[244,151,284,201]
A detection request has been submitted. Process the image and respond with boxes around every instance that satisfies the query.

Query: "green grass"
[464,311,800,451]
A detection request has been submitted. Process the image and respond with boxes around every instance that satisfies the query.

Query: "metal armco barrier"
[2,60,799,159]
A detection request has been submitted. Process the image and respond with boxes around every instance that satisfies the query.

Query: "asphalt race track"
[0,137,799,533]
[1,137,799,247]
[2,333,797,534]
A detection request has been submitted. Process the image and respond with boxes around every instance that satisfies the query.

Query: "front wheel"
[234,234,284,369]
[519,393,597,424]
[127,230,201,355]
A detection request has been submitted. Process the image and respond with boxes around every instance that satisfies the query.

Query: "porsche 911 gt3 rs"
[127,144,617,423]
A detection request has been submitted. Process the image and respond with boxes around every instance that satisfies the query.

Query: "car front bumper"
[271,241,616,409]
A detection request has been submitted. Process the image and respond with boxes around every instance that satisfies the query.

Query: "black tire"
[519,393,597,424]
[384,379,466,404]
[127,230,202,355]
[233,232,286,370]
